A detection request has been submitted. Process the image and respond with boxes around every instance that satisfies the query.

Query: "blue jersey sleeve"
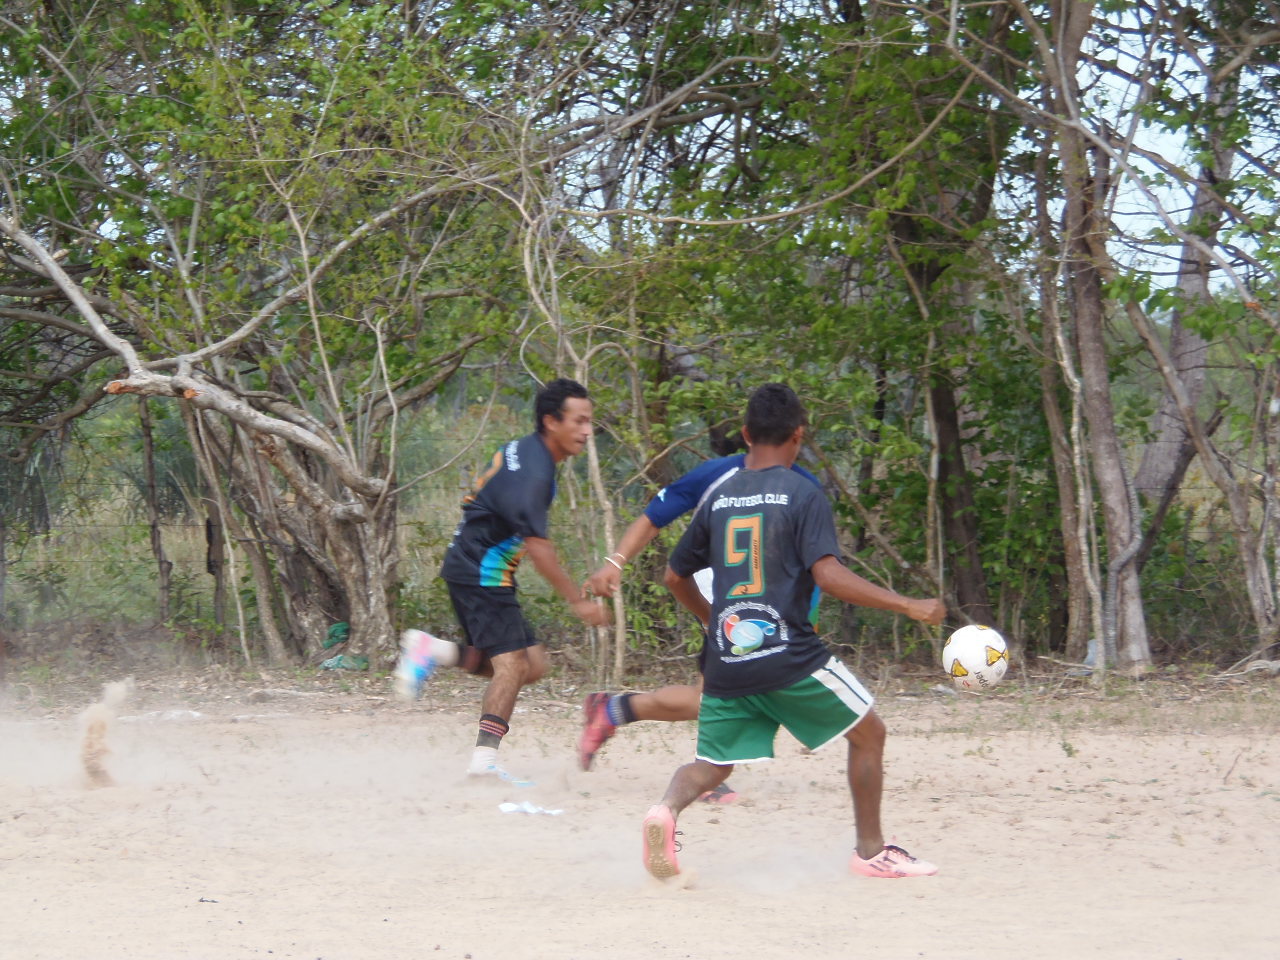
[667,500,712,578]
[641,455,821,529]
[642,455,746,528]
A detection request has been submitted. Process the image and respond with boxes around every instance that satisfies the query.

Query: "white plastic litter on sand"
[498,801,564,816]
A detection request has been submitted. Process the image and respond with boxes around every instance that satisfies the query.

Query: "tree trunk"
[883,236,995,628]
[929,375,995,624]
[0,513,7,630]
[1033,137,1092,662]
[229,513,291,666]
[1062,142,1151,671]
[206,505,227,641]
[327,500,400,665]
[179,401,404,664]
[1052,0,1151,672]
[1135,409,1224,576]
[249,431,400,662]
[284,549,347,658]
[1125,300,1280,656]
[1132,305,1209,499]
[1134,56,1235,499]
[138,399,173,624]
[1035,309,1093,661]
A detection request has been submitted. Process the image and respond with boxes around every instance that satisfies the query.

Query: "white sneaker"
[467,762,535,788]
[393,629,456,700]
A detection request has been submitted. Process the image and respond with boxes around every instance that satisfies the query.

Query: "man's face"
[542,396,594,461]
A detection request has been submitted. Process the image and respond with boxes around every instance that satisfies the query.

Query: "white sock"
[468,745,498,773]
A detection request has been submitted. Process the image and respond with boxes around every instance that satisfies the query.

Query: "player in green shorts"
[579,448,823,804]
[640,383,946,880]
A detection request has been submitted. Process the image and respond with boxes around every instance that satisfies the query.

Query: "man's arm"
[811,556,945,625]
[585,456,741,598]
[525,536,609,626]
[584,515,661,598]
[664,566,711,628]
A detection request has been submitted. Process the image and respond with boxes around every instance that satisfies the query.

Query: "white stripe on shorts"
[814,656,875,715]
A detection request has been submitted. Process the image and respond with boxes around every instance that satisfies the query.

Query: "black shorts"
[446,581,540,657]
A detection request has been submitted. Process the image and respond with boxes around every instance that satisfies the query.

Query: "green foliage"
[4,0,524,397]
[1140,507,1256,661]
[5,0,1279,674]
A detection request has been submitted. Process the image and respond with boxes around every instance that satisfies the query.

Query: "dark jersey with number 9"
[668,465,843,698]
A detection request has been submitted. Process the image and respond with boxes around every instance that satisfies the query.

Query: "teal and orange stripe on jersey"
[479,535,525,587]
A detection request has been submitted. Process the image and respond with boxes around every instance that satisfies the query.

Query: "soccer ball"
[942,624,1009,691]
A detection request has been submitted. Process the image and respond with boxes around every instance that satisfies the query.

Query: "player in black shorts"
[641,383,945,880]
[399,378,608,784]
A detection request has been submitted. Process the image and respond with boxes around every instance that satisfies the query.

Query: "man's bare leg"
[845,709,886,860]
[629,683,700,721]
[642,759,733,878]
[578,682,742,800]
[479,645,547,720]
[470,645,547,779]
[844,708,938,877]
[579,679,735,802]
[659,758,731,814]
[578,683,697,769]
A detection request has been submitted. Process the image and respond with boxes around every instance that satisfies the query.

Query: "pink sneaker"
[698,782,739,804]
[849,843,938,878]
[577,692,616,771]
[641,804,680,879]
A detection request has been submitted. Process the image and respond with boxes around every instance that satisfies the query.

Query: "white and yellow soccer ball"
[942,624,1009,691]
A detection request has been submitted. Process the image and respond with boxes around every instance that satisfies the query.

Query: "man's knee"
[488,651,524,684]
[457,646,487,674]
[523,655,548,684]
[847,709,886,750]
[493,647,546,685]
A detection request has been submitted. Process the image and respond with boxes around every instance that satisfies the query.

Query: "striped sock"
[476,713,509,748]
[606,693,637,726]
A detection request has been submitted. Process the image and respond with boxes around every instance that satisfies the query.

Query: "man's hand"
[907,597,946,626]
[811,557,947,626]
[583,517,660,599]
[584,563,621,599]
[571,597,610,627]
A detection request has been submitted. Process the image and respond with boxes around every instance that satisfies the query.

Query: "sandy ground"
[1,666,1278,960]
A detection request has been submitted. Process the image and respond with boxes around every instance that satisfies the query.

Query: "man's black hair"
[535,378,590,433]
[744,382,807,446]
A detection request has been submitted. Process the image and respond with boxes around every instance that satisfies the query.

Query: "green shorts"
[696,657,875,765]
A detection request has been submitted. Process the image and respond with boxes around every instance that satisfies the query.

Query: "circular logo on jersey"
[725,615,775,655]
[716,601,786,660]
